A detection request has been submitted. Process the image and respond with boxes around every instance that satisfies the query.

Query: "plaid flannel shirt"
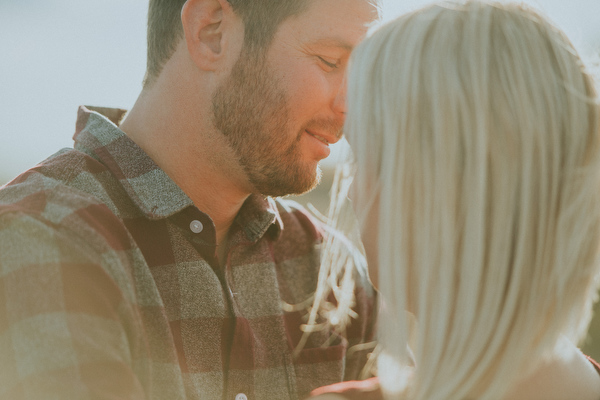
[0,106,377,400]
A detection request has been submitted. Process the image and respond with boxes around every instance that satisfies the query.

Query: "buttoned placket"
[183,211,253,398]
[175,204,293,400]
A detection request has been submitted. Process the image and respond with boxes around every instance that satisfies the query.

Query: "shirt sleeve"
[0,211,147,399]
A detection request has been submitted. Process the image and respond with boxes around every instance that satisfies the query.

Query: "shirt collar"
[235,195,283,241]
[73,105,193,219]
[72,105,283,240]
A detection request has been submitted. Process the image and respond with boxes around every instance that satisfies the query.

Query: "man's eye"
[317,56,339,70]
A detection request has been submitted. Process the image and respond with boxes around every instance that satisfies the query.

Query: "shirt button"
[189,220,204,233]
[235,394,248,400]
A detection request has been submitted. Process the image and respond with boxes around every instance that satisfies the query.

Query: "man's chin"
[257,166,322,198]
[293,166,323,196]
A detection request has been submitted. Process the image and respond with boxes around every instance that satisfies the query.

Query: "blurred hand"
[307,377,382,400]
[308,395,348,400]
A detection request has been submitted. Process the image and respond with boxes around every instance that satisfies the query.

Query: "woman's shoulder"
[586,354,600,375]
[506,340,600,400]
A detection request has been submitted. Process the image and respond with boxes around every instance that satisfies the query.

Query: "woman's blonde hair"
[342,1,600,398]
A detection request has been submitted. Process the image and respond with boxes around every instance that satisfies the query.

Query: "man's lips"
[305,129,340,145]
[304,129,333,158]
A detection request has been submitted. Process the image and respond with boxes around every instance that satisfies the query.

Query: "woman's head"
[345,1,600,398]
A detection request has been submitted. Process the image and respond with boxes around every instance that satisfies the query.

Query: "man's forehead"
[289,0,378,47]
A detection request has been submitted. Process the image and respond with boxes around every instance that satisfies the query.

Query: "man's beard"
[212,52,322,197]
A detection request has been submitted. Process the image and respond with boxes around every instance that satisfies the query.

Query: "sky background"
[1,0,600,184]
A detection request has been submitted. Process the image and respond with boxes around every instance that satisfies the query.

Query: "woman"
[310,1,600,399]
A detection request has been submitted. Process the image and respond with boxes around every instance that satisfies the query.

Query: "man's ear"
[181,0,242,71]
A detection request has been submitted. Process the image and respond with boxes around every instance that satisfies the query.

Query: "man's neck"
[119,56,252,246]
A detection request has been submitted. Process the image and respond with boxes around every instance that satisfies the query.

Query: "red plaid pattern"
[0,106,377,400]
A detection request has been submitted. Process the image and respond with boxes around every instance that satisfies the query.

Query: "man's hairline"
[145,0,376,88]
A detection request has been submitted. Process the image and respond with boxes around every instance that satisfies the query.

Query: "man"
[0,0,378,399]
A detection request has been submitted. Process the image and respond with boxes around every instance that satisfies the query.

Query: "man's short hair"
[144,0,310,87]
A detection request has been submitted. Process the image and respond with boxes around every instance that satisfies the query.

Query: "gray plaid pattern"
[0,106,377,400]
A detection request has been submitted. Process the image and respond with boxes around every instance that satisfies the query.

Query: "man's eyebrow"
[308,38,354,52]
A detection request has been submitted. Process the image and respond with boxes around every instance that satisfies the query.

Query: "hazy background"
[1,0,599,185]
[2,0,600,355]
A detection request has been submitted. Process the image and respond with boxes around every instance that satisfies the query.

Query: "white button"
[235,394,247,400]
[189,220,204,233]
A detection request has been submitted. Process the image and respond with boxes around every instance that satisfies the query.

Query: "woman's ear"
[181,0,243,71]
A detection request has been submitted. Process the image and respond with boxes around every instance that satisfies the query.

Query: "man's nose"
[332,74,348,117]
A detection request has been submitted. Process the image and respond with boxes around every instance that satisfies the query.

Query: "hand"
[307,377,382,400]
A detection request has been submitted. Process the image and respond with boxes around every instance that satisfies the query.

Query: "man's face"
[212,0,377,197]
